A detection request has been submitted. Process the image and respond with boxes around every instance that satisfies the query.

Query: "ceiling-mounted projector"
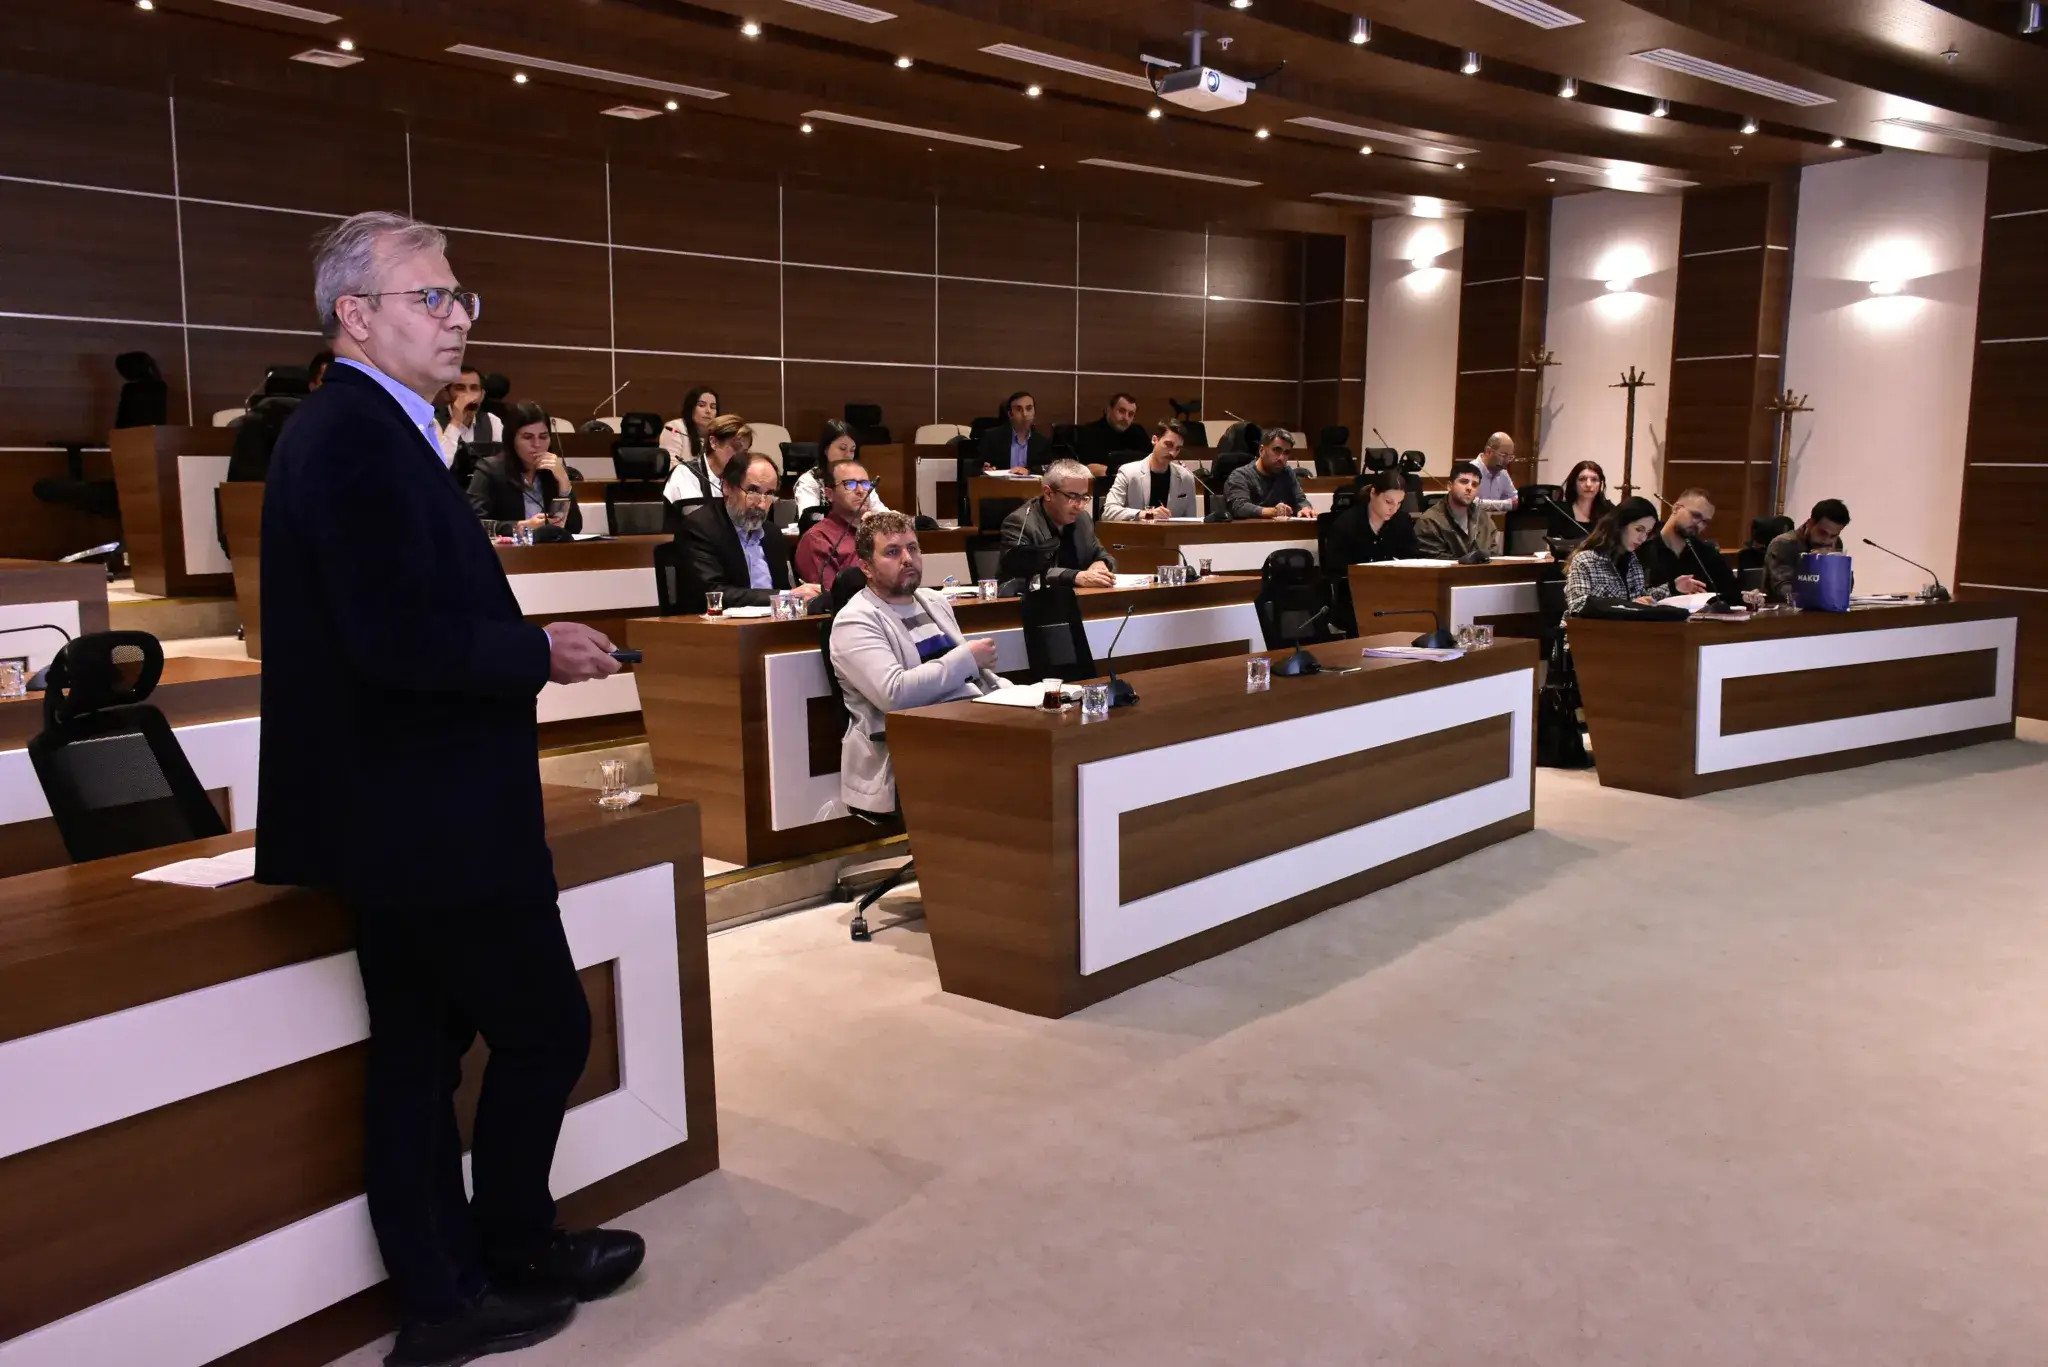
[1146,30,1282,114]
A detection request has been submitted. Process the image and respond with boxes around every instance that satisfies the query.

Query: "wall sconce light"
[1605,278,1635,293]
[1410,251,1439,269]
[1868,279,1904,296]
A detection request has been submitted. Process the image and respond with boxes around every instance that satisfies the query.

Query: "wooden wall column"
[1300,221,1370,443]
[1956,151,2048,721]
[1661,179,1798,535]
[1452,207,1549,482]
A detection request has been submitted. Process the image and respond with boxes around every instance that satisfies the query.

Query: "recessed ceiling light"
[513,72,528,83]
[1148,106,1163,119]
[290,47,362,67]
[1546,176,1556,182]
[1472,0,1584,27]
[1025,84,1041,97]
[1230,0,1253,8]
[1631,48,1833,105]
[1078,157,1261,187]
[1454,161,1466,169]
[602,105,663,120]
[1359,144,1373,155]
[665,99,680,111]
[981,43,1157,92]
[1286,116,1478,156]
[894,55,913,68]
[801,121,813,132]
[802,107,1018,149]
[1038,163,1045,169]
[1829,137,1844,148]
[1559,77,1578,99]
[1255,127,1270,139]
[1461,52,1481,75]
[780,0,897,21]
[741,19,762,37]
[135,0,153,8]
[446,44,728,99]
[1875,116,2045,152]
[1651,99,1669,118]
[336,37,354,51]
[1350,16,1372,44]
[1741,118,1758,134]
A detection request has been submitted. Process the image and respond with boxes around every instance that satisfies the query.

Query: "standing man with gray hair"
[256,211,639,1367]
[997,457,1117,595]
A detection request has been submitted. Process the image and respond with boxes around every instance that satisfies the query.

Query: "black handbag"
[1536,633,1592,769]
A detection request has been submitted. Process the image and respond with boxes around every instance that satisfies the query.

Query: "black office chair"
[1203,450,1256,518]
[612,444,665,482]
[1399,450,1427,473]
[954,448,982,524]
[964,534,1005,584]
[797,505,829,534]
[1091,473,1113,521]
[480,373,514,436]
[606,494,667,537]
[1316,510,1359,635]
[1254,548,1343,651]
[1169,398,1204,446]
[781,442,821,480]
[1313,425,1356,477]
[1740,516,1794,573]
[1360,446,1399,473]
[652,540,688,615]
[1738,566,1766,593]
[978,496,1025,533]
[114,351,170,428]
[1051,423,1082,462]
[1019,583,1095,681]
[1504,509,1552,556]
[843,404,890,446]
[27,631,228,863]
[817,569,918,941]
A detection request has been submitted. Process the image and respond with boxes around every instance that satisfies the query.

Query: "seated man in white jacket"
[827,510,1002,815]
[1101,421,1200,521]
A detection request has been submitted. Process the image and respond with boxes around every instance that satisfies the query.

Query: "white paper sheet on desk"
[939,585,982,598]
[571,533,605,542]
[1373,558,1459,567]
[133,846,257,888]
[1361,645,1465,662]
[972,683,1060,707]
[720,605,774,618]
[1111,573,1160,589]
[1659,593,1716,615]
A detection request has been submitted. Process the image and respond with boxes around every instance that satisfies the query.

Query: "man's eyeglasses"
[839,479,874,494]
[1049,487,1092,505]
[350,287,482,321]
[738,483,779,501]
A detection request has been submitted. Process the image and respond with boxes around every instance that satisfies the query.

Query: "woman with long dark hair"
[792,419,888,515]
[1324,468,1418,565]
[468,400,582,537]
[1560,495,1695,618]
[662,384,720,481]
[1560,460,1613,533]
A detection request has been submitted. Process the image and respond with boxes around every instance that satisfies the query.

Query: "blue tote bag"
[1794,552,1854,612]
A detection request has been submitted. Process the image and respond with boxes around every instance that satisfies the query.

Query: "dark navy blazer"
[254,362,554,908]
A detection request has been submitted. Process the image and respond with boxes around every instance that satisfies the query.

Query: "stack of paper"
[133,846,257,888]
[1111,573,1160,589]
[1361,646,1464,662]
[972,682,1067,708]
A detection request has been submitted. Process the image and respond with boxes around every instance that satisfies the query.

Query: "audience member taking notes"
[999,459,1117,594]
[793,419,887,515]
[1102,421,1198,521]
[1764,499,1853,605]
[1562,496,1703,618]
[1323,469,1420,564]
[468,401,582,538]
[1224,429,1316,521]
[1637,487,1747,602]
[677,451,819,613]
[794,455,872,593]
[828,510,1002,814]
[1414,466,1501,560]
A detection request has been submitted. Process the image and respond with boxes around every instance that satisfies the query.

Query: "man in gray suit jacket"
[998,458,1118,596]
[828,510,1003,814]
[1102,422,1200,521]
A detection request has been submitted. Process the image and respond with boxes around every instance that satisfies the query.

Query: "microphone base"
[1412,629,1459,650]
[1273,647,1323,677]
[1919,584,1952,603]
[1104,676,1140,708]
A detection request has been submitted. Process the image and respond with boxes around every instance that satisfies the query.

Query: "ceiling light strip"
[1470,0,1583,28]
[1876,116,2045,153]
[445,44,727,99]
[980,43,1154,91]
[1529,158,1698,189]
[1312,192,1467,215]
[1630,48,1832,106]
[801,109,1020,150]
[1284,116,1478,156]
[779,0,897,21]
[202,0,341,21]
[1079,158,1259,187]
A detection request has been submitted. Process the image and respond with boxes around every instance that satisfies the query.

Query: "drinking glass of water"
[1081,682,1110,722]
[1247,657,1271,693]
[597,758,633,810]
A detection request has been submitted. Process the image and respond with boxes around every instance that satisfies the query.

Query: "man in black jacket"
[1637,487,1743,601]
[1074,391,1150,475]
[258,211,637,1367]
[676,451,821,614]
[975,390,1051,471]
[998,458,1117,595]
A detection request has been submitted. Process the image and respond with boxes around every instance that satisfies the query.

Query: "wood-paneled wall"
[1300,223,1371,442]
[1661,179,1798,536]
[1452,208,1549,482]
[1956,151,2048,720]
[0,70,1320,462]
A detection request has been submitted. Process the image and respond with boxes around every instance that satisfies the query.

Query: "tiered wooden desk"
[631,576,1266,867]
[888,633,1541,1017]
[0,789,716,1367]
[1347,560,1554,641]
[1571,600,2021,797]
[107,426,237,597]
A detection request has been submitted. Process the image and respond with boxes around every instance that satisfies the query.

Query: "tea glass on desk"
[977,579,998,601]
[0,660,24,702]
[1456,625,1477,650]
[1081,682,1111,723]
[703,590,724,619]
[1474,624,1495,649]
[1198,558,1213,577]
[596,757,633,810]
[512,522,534,547]
[1247,657,1271,693]
[770,590,799,621]
[1157,564,1177,586]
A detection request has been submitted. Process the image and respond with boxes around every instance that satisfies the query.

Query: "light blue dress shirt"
[333,357,444,464]
[1467,458,1519,512]
[737,524,774,590]
[1009,430,1031,469]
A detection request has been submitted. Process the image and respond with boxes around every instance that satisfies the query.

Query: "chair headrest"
[482,373,512,400]
[115,351,163,382]
[262,364,311,397]
[1260,547,1317,583]
[843,403,882,428]
[828,567,868,614]
[618,411,663,442]
[580,419,612,434]
[1751,515,1795,544]
[1318,425,1350,447]
[42,631,164,730]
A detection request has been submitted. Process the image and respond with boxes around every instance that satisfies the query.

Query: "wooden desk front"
[1571,601,2021,797]
[108,426,237,598]
[0,788,716,1367]
[631,577,1265,867]
[1096,517,1320,574]
[888,634,1541,1017]
[1348,560,1553,641]
[0,656,262,879]
[0,559,110,670]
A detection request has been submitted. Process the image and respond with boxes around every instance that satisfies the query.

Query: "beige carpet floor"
[331,723,2048,1367]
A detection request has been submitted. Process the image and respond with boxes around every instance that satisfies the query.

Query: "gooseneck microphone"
[1374,608,1456,650]
[1273,604,1330,677]
[1861,538,1952,601]
[1100,603,1140,707]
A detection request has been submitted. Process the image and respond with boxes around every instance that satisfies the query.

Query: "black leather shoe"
[383,1287,575,1367]
[485,1227,646,1302]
